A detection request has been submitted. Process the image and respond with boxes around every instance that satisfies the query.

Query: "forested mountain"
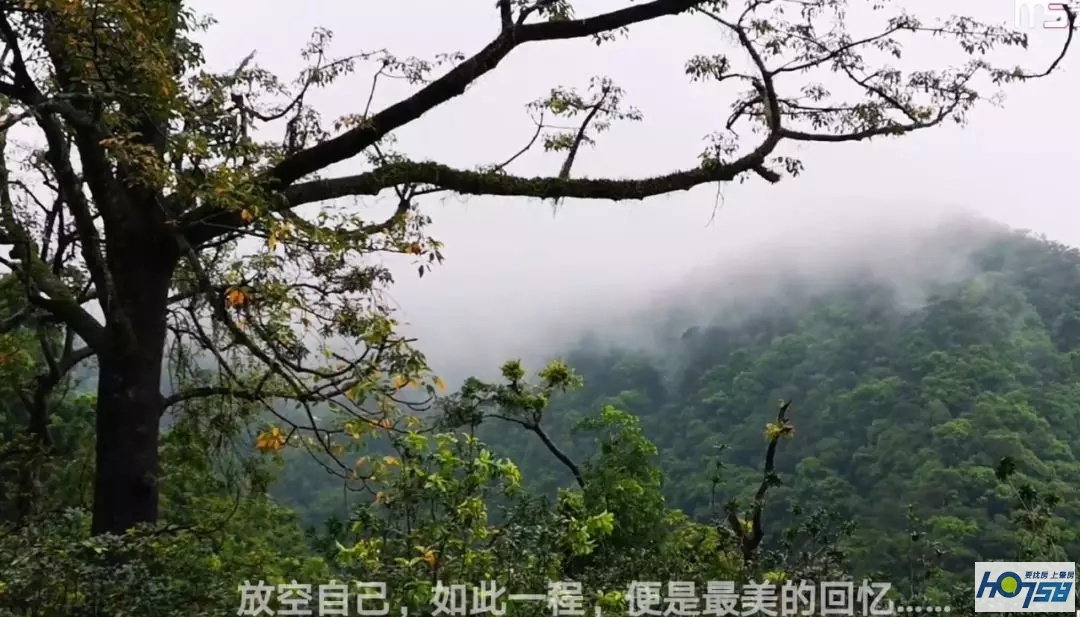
[254,220,1080,599]
[464,222,1080,587]
[4,218,1079,615]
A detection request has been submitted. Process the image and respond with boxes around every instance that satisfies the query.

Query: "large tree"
[0,0,1072,535]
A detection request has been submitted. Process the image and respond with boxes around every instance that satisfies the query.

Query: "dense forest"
[4,215,1079,615]
[473,221,1080,585]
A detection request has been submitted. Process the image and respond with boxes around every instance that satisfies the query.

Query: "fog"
[394,202,1015,383]
[186,0,1079,384]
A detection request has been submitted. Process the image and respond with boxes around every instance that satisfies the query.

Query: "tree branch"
[183,0,714,245]
[284,157,770,205]
[268,0,710,188]
[180,0,1075,249]
[489,412,585,489]
[0,131,105,352]
[726,399,793,565]
[497,0,513,30]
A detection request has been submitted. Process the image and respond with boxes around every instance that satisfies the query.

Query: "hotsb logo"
[974,562,1075,613]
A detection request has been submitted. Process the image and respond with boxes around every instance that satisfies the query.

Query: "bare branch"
[276,108,966,207]
[267,0,711,187]
[497,0,514,30]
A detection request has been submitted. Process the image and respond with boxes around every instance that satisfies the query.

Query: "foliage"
[0,0,1076,612]
[0,0,1070,536]
[2,220,1080,613]
[470,227,1080,598]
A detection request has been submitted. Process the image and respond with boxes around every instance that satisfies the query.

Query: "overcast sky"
[187,0,1078,379]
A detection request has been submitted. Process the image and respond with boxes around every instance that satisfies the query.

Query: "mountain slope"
[476,223,1080,583]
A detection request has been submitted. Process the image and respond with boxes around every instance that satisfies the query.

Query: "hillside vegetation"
[2,220,1077,615]
[471,223,1080,589]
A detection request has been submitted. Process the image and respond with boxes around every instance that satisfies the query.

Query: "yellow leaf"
[374,492,387,504]
[377,418,393,430]
[382,456,399,467]
[225,288,247,308]
[764,571,788,584]
[254,426,287,452]
[433,376,446,392]
[764,421,794,441]
[267,234,278,250]
[240,209,253,223]
[421,549,438,567]
[391,375,409,389]
[405,416,422,428]
[405,242,422,255]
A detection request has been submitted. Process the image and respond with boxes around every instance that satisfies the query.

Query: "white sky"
[187,0,1079,379]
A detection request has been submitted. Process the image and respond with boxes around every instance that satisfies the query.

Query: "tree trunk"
[90,244,176,535]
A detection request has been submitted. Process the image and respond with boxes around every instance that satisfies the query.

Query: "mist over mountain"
[6,0,1080,611]
[271,210,1080,599]
[406,207,1007,388]
[37,207,1080,603]
[452,215,1080,580]
[560,211,1007,356]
